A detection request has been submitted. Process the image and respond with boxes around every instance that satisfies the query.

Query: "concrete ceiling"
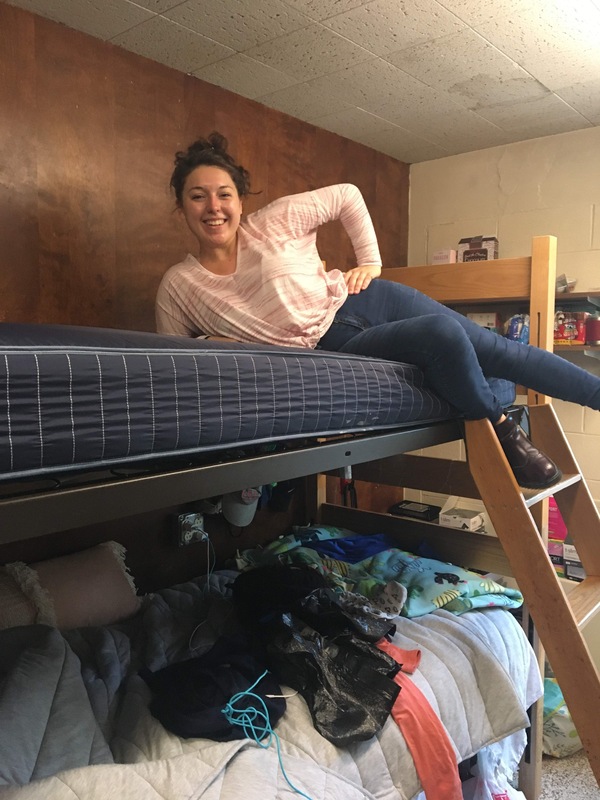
[7,0,600,163]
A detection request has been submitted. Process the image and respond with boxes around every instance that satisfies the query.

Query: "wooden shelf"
[451,290,600,309]
[555,291,600,309]
[555,344,600,352]
[449,290,600,356]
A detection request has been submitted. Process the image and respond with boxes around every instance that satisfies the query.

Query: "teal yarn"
[222,670,314,800]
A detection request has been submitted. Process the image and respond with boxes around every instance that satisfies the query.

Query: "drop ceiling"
[6,0,600,163]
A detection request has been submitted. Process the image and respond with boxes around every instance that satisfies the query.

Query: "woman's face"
[179,165,243,254]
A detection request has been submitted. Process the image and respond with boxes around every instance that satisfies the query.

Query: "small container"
[505,314,530,344]
[431,248,457,265]
[586,316,600,346]
[457,235,498,262]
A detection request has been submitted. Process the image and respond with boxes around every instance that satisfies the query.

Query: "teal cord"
[222,670,314,800]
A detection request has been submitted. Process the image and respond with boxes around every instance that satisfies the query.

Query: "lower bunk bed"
[0,321,541,798]
[0,556,541,800]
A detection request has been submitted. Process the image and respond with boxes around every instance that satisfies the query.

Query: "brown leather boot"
[494,417,562,489]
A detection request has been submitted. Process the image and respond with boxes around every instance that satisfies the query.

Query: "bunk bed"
[1,235,598,800]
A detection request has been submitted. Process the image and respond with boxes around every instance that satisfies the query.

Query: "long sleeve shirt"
[155,183,382,349]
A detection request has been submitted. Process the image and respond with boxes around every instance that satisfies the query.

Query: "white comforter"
[0,579,543,800]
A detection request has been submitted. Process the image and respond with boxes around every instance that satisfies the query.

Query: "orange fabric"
[392,646,421,675]
[377,639,462,800]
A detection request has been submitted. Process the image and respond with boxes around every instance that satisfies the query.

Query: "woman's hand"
[343,264,382,294]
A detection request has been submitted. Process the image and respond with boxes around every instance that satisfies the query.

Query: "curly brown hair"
[170,131,252,206]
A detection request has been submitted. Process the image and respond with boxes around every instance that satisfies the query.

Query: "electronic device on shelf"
[388,500,441,521]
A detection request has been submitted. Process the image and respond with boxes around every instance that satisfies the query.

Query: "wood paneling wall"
[0,3,409,332]
[0,4,409,586]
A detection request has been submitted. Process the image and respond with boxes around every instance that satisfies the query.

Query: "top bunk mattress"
[0,323,515,481]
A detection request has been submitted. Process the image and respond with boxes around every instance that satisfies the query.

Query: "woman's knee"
[424,314,470,346]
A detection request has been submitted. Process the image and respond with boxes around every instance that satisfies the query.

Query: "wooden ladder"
[465,403,600,789]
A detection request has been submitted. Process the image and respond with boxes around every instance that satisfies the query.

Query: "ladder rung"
[567,576,600,627]
[521,473,582,507]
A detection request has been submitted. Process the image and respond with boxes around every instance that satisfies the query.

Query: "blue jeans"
[317,280,600,420]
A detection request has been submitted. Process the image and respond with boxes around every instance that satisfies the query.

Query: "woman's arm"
[318,184,383,293]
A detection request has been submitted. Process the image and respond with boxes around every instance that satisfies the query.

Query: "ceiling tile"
[510,47,600,94]
[311,106,397,138]
[242,22,374,81]
[373,91,516,151]
[388,29,550,111]
[257,80,352,121]
[194,54,299,100]
[279,0,374,22]
[416,123,514,156]
[110,15,235,72]
[323,0,466,57]
[364,129,450,163]
[435,0,540,27]
[164,0,312,50]
[307,58,431,114]
[475,93,591,132]
[129,0,186,12]
[5,0,153,40]
[555,80,600,125]
[309,108,450,161]
[475,0,600,73]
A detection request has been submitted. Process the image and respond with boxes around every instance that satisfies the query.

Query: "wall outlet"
[176,512,208,546]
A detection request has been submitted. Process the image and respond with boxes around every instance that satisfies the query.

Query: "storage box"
[431,248,457,265]
[547,539,564,560]
[554,311,590,345]
[553,562,566,578]
[439,497,485,531]
[466,311,502,333]
[457,235,499,262]
[548,497,568,541]
[548,537,565,574]
[563,542,585,582]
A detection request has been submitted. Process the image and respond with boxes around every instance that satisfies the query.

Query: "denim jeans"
[317,279,600,420]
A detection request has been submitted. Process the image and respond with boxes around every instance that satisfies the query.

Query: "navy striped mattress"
[0,324,515,481]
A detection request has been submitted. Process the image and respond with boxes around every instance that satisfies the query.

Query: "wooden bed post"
[305,473,327,525]
[527,234,557,406]
[519,233,557,797]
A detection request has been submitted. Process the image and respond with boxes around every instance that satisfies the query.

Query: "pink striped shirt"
[155,183,382,348]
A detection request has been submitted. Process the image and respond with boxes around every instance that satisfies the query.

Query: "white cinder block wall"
[407,126,600,506]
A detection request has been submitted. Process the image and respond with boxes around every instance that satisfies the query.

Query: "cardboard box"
[440,497,485,531]
[431,248,457,265]
[457,235,499,262]
[466,311,502,333]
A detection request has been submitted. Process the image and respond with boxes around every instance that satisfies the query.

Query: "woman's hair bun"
[170,131,252,203]
[190,131,228,156]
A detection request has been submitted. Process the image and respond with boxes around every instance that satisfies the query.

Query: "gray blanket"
[0,626,116,786]
[0,573,543,799]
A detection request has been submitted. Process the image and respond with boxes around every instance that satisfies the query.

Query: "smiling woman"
[155,131,600,492]
[155,132,354,349]
[171,135,245,276]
